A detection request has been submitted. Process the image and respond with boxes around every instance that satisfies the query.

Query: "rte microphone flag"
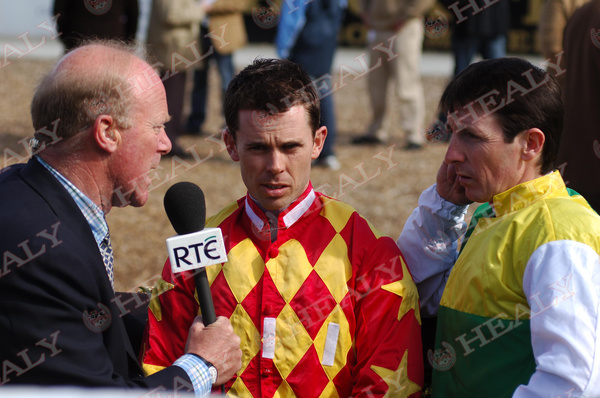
[166,228,226,273]
[163,182,227,326]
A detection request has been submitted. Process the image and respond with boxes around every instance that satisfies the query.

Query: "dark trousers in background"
[186,25,235,134]
[162,71,187,151]
[452,35,507,76]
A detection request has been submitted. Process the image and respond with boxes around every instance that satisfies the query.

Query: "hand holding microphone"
[164,182,241,386]
[185,315,242,385]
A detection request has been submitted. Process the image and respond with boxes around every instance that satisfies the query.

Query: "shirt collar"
[491,171,567,217]
[245,182,316,233]
[35,156,108,245]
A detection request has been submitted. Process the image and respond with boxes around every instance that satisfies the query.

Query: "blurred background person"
[555,0,600,213]
[441,0,510,76]
[146,0,207,158]
[351,0,435,150]
[538,0,591,89]
[275,0,347,170]
[434,0,510,128]
[54,0,139,52]
[185,0,248,136]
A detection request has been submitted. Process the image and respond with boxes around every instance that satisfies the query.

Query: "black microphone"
[164,182,217,326]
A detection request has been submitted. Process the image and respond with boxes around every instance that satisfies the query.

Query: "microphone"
[163,182,227,326]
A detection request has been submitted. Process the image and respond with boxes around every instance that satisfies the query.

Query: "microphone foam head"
[163,182,206,235]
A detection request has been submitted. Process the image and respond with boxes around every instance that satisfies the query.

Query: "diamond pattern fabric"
[142,188,423,397]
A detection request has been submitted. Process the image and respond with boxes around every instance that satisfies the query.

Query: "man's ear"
[521,128,545,162]
[93,115,120,153]
[312,126,327,160]
[223,127,239,162]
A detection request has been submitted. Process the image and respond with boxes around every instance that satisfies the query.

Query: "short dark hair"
[223,58,321,137]
[440,57,563,174]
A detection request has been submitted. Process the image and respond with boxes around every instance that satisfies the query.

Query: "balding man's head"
[30,41,155,152]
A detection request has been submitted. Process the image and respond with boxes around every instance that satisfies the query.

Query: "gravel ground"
[0,58,453,292]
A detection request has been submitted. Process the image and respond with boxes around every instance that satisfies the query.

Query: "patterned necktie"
[100,231,114,290]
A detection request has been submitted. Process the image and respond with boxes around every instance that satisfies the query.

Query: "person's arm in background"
[396,162,470,316]
[274,0,308,59]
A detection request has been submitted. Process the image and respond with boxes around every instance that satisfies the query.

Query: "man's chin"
[466,191,492,204]
[261,197,291,212]
[131,192,149,208]
[112,191,149,208]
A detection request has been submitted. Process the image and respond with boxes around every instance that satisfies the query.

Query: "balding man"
[0,41,241,395]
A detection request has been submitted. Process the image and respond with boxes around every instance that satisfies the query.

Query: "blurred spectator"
[146,0,206,157]
[54,0,139,52]
[432,0,510,131]
[441,0,510,76]
[185,0,248,136]
[275,0,347,170]
[352,0,435,150]
[556,0,600,212]
[538,0,591,88]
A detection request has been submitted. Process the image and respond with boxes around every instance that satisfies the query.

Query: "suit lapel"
[20,158,143,376]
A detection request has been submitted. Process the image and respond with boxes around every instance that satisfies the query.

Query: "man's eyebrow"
[243,139,266,146]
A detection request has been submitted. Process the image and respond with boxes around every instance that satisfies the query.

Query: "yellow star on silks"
[371,350,421,398]
[381,259,421,325]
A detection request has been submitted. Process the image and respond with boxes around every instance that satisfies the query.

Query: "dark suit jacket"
[0,158,189,390]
